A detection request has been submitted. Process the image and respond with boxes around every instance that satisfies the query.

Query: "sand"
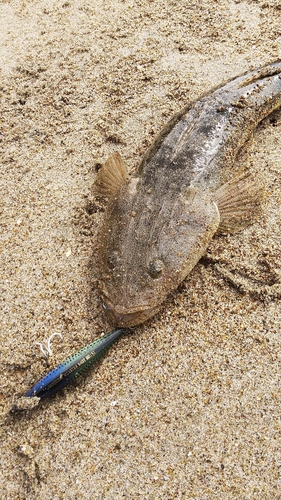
[0,0,281,498]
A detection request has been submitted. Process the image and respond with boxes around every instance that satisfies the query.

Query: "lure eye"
[148,258,164,279]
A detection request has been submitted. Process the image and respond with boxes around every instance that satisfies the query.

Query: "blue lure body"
[24,328,125,400]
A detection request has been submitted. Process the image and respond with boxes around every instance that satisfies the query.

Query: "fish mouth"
[104,304,158,327]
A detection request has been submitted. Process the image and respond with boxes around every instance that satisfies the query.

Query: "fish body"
[96,61,281,327]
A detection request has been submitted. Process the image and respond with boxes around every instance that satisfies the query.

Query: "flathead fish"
[95,61,281,327]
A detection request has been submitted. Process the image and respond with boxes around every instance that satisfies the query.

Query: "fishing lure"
[23,328,125,401]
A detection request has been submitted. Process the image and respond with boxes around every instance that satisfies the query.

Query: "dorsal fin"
[95,153,128,197]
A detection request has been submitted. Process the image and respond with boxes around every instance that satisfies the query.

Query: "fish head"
[98,184,220,327]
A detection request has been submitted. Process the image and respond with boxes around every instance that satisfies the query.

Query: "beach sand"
[0,1,281,498]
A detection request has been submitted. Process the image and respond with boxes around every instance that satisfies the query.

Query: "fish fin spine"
[214,173,264,234]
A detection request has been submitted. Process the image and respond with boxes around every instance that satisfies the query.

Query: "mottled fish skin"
[98,61,281,327]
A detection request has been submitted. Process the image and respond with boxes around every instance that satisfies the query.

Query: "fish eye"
[148,258,164,279]
[107,252,119,269]
[107,256,116,269]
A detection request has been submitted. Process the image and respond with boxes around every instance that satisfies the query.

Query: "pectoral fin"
[95,153,128,197]
[214,173,264,234]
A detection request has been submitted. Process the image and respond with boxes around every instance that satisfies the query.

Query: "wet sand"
[1,1,281,498]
